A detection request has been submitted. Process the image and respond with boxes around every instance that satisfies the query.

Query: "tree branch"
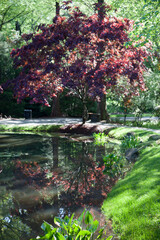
[0,5,13,31]
[3,10,26,25]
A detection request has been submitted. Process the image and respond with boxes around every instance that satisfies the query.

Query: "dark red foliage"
[13,157,111,211]
[7,2,149,106]
[14,160,48,188]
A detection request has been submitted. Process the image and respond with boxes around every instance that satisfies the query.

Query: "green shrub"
[93,132,109,146]
[120,135,141,153]
[30,210,112,240]
[103,153,123,178]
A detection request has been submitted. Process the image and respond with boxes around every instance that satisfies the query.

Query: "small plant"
[103,153,123,178]
[154,105,160,118]
[93,133,108,146]
[30,210,112,240]
[120,135,141,153]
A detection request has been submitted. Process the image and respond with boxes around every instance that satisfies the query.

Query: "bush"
[93,132,109,146]
[103,153,123,178]
[120,135,141,153]
[30,210,112,240]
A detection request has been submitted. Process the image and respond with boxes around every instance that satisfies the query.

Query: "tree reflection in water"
[0,134,116,239]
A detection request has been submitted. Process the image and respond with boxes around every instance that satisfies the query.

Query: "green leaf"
[69,213,75,225]
[97,228,104,239]
[54,217,62,227]
[64,215,70,224]
[55,232,66,240]
[62,222,68,232]
[72,223,81,234]
[41,221,53,234]
[44,232,54,240]
[84,211,93,225]
[88,220,99,233]
[106,236,113,240]
[78,209,85,223]
[75,230,91,240]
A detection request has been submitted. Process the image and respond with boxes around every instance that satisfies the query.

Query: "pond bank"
[102,127,160,240]
[0,117,160,134]
[1,119,160,239]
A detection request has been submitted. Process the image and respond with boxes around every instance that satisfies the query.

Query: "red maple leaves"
[7,2,150,107]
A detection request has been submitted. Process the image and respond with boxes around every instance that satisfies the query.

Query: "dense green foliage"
[105,0,160,117]
[108,0,160,50]
[30,210,112,240]
[103,153,123,178]
[107,71,160,117]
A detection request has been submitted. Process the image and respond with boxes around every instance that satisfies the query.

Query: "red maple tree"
[7,1,149,123]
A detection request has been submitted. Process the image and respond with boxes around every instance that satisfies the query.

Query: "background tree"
[103,0,159,116]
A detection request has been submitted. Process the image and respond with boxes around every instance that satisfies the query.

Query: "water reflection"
[0,133,114,239]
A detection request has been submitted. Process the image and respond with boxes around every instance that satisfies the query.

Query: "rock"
[123,132,135,139]
[154,105,160,117]
[149,135,160,141]
[125,148,139,162]
[156,139,160,145]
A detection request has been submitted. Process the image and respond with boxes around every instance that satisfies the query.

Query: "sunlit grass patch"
[102,145,160,240]
[109,127,158,142]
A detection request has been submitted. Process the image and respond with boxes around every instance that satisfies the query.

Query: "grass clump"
[102,128,160,240]
[0,124,61,133]
[93,132,109,145]
[120,135,141,153]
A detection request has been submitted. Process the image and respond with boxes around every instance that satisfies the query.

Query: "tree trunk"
[52,137,59,169]
[97,0,110,121]
[51,2,61,117]
[51,94,61,117]
[99,95,106,120]
[56,1,60,15]
[82,100,88,124]
[98,0,105,21]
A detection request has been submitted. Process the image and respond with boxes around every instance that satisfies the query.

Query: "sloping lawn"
[103,128,160,240]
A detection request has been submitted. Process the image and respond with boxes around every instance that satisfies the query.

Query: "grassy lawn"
[110,113,153,118]
[103,128,160,240]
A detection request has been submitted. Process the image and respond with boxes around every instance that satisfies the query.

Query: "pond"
[0,133,117,240]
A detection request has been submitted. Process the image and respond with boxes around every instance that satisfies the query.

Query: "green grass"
[108,127,158,142]
[110,113,153,118]
[103,128,160,240]
[110,116,160,130]
[0,124,62,133]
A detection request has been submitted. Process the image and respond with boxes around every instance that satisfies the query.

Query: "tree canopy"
[4,2,150,122]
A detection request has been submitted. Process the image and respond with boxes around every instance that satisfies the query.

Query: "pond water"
[0,133,116,240]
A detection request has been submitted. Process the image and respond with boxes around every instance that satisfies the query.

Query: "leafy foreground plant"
[103,153,124,178]
[120,135,141,153]
[30,210,112,240]
[93,133,109,146]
